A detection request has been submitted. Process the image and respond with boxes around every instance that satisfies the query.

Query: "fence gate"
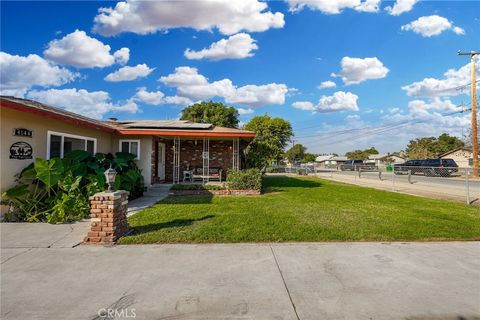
[232,137,240,171]
[173,137,180,184]
[202,137,210,184]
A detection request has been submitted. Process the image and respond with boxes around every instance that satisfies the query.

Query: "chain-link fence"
[268,165,480,205]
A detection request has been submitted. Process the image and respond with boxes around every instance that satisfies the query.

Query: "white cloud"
[113,47,130,65]
[132,87,193,107]
[93,0,284,36]
[293,91,360,113]
[184,33,258,61]
[385,0,418,15]
[238,108,254,115]
[401,15,465,37]
[287,0,381,14]
[0,52,77,97]
[334,57,389,85]
[318,80,336,89]
[292,101,316,111]
[345,114,361,122]
[401,61,480,97]
[407,98,459,114]
[44,30,130,68]
[105,64,154,82]
[159,66,289,107]
[226,83,289,106]
[26,88,139,119]
[162,95,193,106]
[133,87,165,105]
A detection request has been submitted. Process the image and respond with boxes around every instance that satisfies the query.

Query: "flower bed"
[169,169,262,196]
[169,189,261,196]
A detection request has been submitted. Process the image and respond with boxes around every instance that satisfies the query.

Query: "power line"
[302,107,470,148]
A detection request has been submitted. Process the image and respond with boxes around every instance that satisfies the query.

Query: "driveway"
[1,232,479,320]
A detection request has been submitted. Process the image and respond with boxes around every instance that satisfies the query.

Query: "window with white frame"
[47,131,97,159]
[119,140,140,160]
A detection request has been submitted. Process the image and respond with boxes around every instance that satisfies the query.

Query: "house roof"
[330,156,348,161]
[439,146,473,158]
[0,96,116,133]
[1,96,255,138]
[368,153,405,160]
[110,120,213,130]
[315,155,333,162]
[116,125,255,138]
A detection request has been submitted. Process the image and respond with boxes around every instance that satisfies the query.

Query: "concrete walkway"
[127,184,172,216]
[0,220,91,250]
[1,241,479,320]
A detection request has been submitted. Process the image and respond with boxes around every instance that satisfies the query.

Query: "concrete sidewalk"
[1,242,479,320]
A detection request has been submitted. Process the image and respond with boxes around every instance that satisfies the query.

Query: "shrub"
[296,168,308,176]
[170,184,225,191]
[226,169,262,190]
[1,151,144,223]
[266,166,284,173]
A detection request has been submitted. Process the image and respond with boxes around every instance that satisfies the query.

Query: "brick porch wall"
[151,138,248,183]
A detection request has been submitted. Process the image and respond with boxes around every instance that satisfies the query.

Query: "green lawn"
[119,176,480,244]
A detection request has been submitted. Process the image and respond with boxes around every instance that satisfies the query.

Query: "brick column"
[84,190,130,245]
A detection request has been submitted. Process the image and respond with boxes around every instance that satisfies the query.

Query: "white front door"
[158,142,165,180]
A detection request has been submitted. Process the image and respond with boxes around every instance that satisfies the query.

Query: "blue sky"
[1,0,479,154]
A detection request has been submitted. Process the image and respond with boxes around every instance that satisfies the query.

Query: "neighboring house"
[366,153,405,166]
[315,155,333,168]
[439,147,478,168]
[0,96,255,194]
[315,155,348,168]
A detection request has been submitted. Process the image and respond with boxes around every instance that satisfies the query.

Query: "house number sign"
[13,128,33,138]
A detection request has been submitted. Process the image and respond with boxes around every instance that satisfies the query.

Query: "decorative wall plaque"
[9,141,33,160]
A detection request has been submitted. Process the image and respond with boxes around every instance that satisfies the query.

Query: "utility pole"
[458,51,479,177]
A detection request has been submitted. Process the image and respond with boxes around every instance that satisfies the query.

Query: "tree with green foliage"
[302,153,317,163]
[406,133,464,159]
[345,147,379,160]
[180,101,239,128]
[286,144,306,164]
[244,114,293,169]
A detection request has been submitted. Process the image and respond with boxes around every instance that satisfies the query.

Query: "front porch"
[151,136,250,184]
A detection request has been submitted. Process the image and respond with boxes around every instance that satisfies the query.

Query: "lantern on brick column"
[104,166,117,192]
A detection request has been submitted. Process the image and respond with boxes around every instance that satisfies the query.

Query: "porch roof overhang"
[118,129,256,138]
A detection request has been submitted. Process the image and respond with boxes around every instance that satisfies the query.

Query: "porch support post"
[202,137,210,184]
[232,137,240,171]
[173,137,180,184]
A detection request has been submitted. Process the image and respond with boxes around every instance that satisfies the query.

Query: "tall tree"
[180,101,239,128]
[406,134,464,159]
[345,147,379,160]
[244,115,293,169]
[302,153,317,163]
[285,144,306,164]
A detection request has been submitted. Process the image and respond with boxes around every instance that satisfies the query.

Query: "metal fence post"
[466,168,470,205]
[392,168,395,191]
[358,167,362,179]
[408,170,412,184]
[378,170,382,181]
[354,165,357,182]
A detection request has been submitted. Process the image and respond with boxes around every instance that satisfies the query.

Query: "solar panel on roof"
[118,120,212,129]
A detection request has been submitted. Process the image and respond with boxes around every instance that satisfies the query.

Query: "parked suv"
[422,158,458,176]
[394,158,458,176]
[340,160,376,171]
[393,159,424,175]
